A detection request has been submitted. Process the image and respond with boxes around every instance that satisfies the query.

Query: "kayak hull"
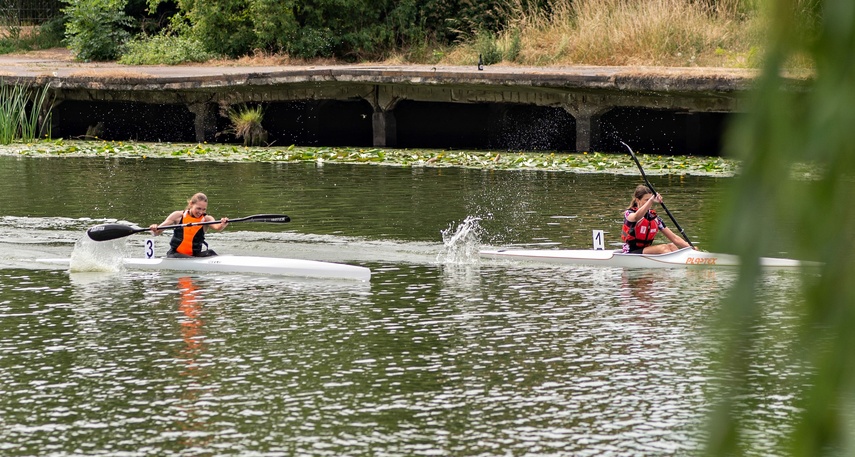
[39,255,371,281]
[479,247,805,269]
[124,255,371,281]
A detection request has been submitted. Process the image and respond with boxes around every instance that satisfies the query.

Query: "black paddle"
[87,214,291,242]
[620,141,694,247]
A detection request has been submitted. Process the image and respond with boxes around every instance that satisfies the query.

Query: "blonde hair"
[185,192,208,210]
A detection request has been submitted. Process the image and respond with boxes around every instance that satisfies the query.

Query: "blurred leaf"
[708,0,855,456]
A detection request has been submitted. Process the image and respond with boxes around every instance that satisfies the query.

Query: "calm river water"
[0,155,804,456]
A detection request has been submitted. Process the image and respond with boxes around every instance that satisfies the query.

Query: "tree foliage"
[63,0,133,61]
[139,0,512,59]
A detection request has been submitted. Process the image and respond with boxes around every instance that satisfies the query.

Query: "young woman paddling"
[149,192,229,258]
[621,185,692,254]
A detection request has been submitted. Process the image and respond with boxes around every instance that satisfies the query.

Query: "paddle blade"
[87,224,143,241]
[239,214,290,223]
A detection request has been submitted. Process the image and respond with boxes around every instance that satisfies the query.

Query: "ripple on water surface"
[0,157,808,456]
[0,255,809,456]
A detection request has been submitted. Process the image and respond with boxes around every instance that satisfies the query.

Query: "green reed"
[0,82,53,144]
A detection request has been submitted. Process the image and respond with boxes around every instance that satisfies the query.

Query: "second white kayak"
[479,247,806,269]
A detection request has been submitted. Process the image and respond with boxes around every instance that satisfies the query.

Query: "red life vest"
[622,208,661,249]
[169,210,206,256]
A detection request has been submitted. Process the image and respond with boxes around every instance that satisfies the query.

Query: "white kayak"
[479,247,807,269]
[38,255,371,281]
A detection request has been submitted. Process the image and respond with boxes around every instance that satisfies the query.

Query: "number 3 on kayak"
[145,239,155,259]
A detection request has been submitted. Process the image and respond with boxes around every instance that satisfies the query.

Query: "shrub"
[475,30,502,65]
[119,33,214,64]
[504,27,522,62]
[63,0,133,61]
[33,16,68,48]
[171,0,256,58]
[143,0,506,61]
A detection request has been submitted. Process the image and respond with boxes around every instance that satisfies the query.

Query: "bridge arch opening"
[395,101,574,151]
[53,101,195,142]
[597,107,729,156]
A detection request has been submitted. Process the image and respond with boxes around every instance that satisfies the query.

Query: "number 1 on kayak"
[592,230,605,250]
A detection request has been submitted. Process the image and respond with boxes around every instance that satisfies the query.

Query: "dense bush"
[142,0,514,60]
[63,0,133,61]
[118,33,214,64]
[168,0,256,58]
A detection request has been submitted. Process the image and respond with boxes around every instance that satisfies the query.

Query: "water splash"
[69,236,125,272]
[438,216,485,264]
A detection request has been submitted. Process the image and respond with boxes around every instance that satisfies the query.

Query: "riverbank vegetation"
[0,139,741,176]
[1,0,819,70]
[0,13,64,54]
[443,0,812,69]
[0,82,53,144]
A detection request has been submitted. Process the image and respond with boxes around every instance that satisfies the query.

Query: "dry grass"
[203,49,341,67]
[441,0,793,69]
[0,26,37,39]
[66,70,158,80]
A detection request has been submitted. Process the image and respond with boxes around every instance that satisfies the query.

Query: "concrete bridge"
[0,54,806,154]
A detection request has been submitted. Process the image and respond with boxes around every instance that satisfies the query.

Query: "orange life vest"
[622,208,662,249]
[169,210,206,256]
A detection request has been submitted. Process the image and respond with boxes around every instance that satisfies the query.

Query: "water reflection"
[0,259,806,456]
[174,276,213,451]
[620,269,660,305]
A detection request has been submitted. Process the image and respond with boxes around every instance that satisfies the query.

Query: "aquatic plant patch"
[0,140,741,177]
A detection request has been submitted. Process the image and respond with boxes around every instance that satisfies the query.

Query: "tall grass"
[225,105,267,146]
[443,0,808,69]
[0,82,53,144]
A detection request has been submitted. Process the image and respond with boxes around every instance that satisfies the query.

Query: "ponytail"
[627,185,652,210]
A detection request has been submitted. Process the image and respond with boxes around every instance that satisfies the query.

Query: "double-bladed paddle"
[620,141,694,248]
[87,214,291,242]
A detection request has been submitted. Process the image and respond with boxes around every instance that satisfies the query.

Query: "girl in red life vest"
[621,185,691,254]
[148,192,229,258]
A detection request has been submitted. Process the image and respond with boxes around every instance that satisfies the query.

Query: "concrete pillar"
[372,111,397,147]
[365,85,401,148]
[568,106,607,153]
[188,102,217,143]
